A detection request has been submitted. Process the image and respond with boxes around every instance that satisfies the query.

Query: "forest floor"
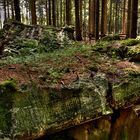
[0,21,140,89]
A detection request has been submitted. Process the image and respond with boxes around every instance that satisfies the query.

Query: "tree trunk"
[7,0,10,18]
[30,0,37,24]
[75,0,82,41]
[11,1,15,20]
[52,0,56,26]
[126,0,132,38]
[60,0,62,26]
[14,0,21,22]
[45,0,48,25]
[3,0,7,21]
[122,0,126,34]
[88,0,95,39]
[79,0,83,36]
[101,0,107,37]
[48,0,51,25]
[115,1,119,34]
[66,0,71,25]
[95,0,99,41]
[108,0,112,34]
[130,0,138,38]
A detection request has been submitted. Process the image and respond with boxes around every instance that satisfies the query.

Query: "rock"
[0,74,112,139]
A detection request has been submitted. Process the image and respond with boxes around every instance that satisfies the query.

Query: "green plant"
[127,45,140,56]
[93,41,112,52]
[100,35,120,42]
[0,78,17,91]
[121,38,140,46]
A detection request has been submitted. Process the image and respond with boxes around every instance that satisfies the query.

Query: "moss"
[100,35,120,42]
[93,41,112,52]
[121,38,140,46]
[127,45,140,57]
[113,76,140,104]
[0,79,17,135]
[0,79,17,91]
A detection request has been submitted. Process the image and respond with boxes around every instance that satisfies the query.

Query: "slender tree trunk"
[66,0,71,25]
[115,1,119,34]
[14,0,21,22]
[75,0,82,41]
[101,0,107,37]
[108,0,112,34]
[83,0,87,41]
[45,0,48,25]
[130,0,138,38]
[60,0,62,26]
[79,0,83,36]
[95,0,99,40]
[122,0,126,34]
[56,0,59,26]
[63,0,66,25]
[3,0,7,22]
[7,0,10,18]
[88,0,95,39]
[11,1,15,19]
[30,0,37,24]
[52,0,56,26]
[48,0,51,25]
[126,0,131,38]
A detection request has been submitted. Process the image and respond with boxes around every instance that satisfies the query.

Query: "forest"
[0,0,140,140]
[0,0,139,40]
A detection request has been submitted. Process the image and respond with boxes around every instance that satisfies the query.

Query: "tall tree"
[75,0,82,40]
[66,0,71,25]
[88,0,95,39]
[48,0,51,25]
[122,0,126,34]
[130,0,138,38]
[101,0,107,37]
[114,1,119,33]
[95,0,99,40]
[108,0,113,34]
[30,0,37,24]
[52,0,56,26]
[45,0,48,25]
[3,0,7,21]
[14,0,21,22]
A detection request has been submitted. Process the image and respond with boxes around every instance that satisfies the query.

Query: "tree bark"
[108,0,112,34]
[30,0,37,25]
[52,0,56,26]
[122,0,126,34]
[66,0,71,25]
[48,0,51,25]
[95,0,99,41]
[14,0,21,22]
[3,0,7,21]
[75,0,82,41]
[126,0,132,38]
[130,0,138,38]
[101,0,107,37]
[88,0,95,39]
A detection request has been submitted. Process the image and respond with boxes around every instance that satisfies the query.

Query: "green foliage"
[100,35,120,42]
[121,38,140,46]
[0,79,17,91]
[40,29,59,51]
[127,45,140,56]
[15,38,39,49]
[93,41,112,52]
